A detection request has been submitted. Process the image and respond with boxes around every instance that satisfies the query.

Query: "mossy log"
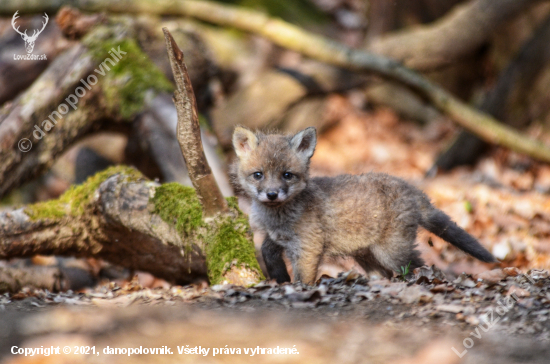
[0,20,171,198]
[0,166,263,285]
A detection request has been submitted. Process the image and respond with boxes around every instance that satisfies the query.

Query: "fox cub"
[231,126,495,284]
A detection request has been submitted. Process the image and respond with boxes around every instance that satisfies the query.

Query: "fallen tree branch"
[367,0,548,70]
[0,167,262,285]
[5,0,550,164]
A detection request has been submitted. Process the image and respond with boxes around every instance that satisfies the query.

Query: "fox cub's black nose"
[267,192,278,201]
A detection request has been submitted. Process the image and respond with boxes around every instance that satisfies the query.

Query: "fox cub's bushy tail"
[420,207,496,263]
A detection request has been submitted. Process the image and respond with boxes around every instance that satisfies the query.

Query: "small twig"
[162,28,228,217]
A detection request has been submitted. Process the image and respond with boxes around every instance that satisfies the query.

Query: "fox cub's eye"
[253,172,263,180]
[282,172,293,180]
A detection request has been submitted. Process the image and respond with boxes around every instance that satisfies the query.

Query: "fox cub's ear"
[233,127,258,158]
[290,127,317,158]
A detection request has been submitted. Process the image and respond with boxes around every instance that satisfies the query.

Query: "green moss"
[150,183,205,237]
[205,196,263,284]
[205,207,263,285]
[24,199,67,220]
[84,32,173,119]
[25,165,143,221]
[226,196,240,211]
[150,188,262,284]
[64,165,143,215]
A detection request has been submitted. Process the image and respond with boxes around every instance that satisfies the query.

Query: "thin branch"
[4,0,550,163]
[163,28,228,217]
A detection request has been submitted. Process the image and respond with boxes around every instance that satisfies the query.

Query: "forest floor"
[1,268,549,364]
[2,105,550,363]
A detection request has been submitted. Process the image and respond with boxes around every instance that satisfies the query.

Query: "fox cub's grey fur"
[231,126,495,284]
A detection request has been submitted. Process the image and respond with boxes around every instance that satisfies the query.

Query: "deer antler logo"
[12,11,49,54]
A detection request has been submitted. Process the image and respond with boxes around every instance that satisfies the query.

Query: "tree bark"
[0,43,104,198]
[162,28,262,285]
[0,263,95,293]
[125,94,233,195]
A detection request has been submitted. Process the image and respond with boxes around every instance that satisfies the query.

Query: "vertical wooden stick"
[163,28,228,217]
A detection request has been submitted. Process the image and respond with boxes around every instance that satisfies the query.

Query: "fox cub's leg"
[291,224,325,284]
[261,236,291,283]
[293,241,324,285]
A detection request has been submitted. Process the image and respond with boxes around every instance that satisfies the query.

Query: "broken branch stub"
[162,28,228,217]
